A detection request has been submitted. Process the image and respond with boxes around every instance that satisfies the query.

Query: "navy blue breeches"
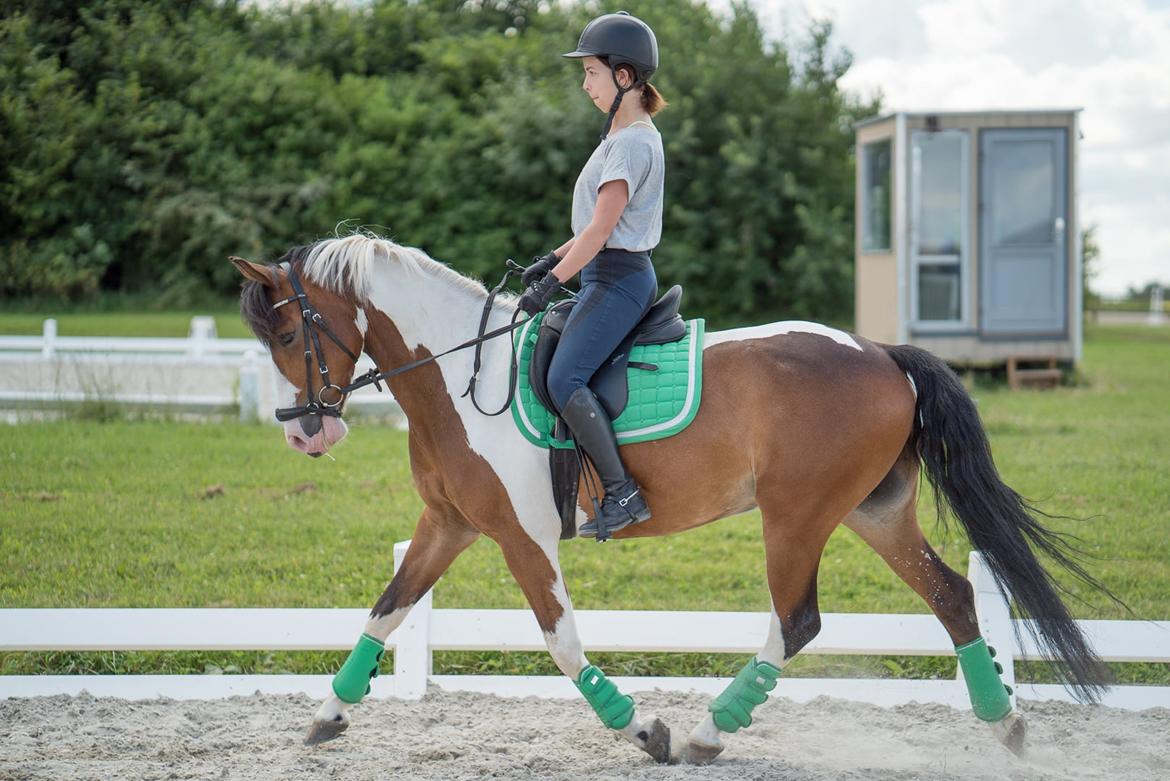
[546,248,658,413]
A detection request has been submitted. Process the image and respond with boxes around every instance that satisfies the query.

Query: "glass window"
[861,140,891,251]
[911,129,968,326]
[990,140,1055,245]
[918,263,962,321]
[915,134,963,256]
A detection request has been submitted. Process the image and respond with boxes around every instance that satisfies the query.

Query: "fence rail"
[2,545,1166,710]
[0,317,260,362]
[0,317,400,421]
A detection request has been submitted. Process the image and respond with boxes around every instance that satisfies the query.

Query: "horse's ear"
[230,256,277,287]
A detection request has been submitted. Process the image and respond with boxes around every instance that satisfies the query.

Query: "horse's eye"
[278,331,296,347]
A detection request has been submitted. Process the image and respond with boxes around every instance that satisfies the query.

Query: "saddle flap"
[589,330,638,419]
[528,302,572,415]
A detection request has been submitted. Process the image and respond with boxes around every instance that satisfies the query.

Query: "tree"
[1,0,877,326]
[1081,224,1100,310]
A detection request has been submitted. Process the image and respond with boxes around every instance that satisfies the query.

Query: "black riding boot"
[559,387,652,539]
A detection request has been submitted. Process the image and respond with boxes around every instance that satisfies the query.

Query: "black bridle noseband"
[271,263,536,424]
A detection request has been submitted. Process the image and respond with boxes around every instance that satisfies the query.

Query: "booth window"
[861,140,892,251]
[911,130,968,325]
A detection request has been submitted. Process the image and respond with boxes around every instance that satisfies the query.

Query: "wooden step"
[1006,356,1062,390]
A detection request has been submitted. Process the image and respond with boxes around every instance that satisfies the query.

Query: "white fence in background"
[0,317,400,421]
[2,546,1167,710]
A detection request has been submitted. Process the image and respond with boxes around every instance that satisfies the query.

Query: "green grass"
[0,309,250,338]
[1,324,1167,685]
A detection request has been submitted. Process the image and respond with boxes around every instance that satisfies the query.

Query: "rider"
[517,11,667,539]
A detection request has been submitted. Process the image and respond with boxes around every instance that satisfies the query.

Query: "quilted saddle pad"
[511,313,705,450]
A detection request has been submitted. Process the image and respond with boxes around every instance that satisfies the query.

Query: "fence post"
[967,551,1017,710]
[187,316,217,359]
[41,319,57,360]
[239,350,260,423]
[392,539,431,699]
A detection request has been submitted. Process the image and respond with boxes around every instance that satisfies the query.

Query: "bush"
[0,0,877,326]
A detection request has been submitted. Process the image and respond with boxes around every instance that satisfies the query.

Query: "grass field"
[1,324,1167,684]
[0,309,250,339]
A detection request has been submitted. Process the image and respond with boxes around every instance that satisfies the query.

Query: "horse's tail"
[884,343,1115,702]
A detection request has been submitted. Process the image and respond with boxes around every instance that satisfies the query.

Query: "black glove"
[522,251,559,287]
[517,270,560,316]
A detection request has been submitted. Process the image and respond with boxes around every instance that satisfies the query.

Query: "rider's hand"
[517,270,560,316]
[522,251,559,287]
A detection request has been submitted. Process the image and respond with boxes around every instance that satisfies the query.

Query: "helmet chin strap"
[600,68,637,141]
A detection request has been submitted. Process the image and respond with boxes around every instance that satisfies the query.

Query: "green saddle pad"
[511,311,705,450]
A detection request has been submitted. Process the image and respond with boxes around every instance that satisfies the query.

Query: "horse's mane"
[302,233,493,303]
[240,233,509,345]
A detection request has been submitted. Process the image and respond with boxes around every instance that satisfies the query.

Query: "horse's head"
[231,250,365,457]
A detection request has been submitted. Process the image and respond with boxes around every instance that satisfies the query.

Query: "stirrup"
[579,486,650,540]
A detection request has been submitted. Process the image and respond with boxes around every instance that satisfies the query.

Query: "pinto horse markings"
[232,235,1111,765]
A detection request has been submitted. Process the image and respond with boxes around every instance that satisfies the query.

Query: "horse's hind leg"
[843,450,1026,754]
[493,530,672,764]
[304,507,478,745]
[685,514,836,764]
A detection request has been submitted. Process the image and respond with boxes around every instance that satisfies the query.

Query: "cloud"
[711,0,1170,295]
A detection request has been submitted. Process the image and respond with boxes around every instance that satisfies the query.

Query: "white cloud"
[709,0,1170,295]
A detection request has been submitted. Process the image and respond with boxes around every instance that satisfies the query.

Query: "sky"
[709,0,1170,297]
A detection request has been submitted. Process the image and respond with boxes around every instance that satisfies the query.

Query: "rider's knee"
[546,367,582,412]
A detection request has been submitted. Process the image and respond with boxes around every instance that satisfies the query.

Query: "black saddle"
[529,285,687,421]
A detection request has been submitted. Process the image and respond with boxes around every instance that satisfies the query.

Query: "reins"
[461,268,524,416]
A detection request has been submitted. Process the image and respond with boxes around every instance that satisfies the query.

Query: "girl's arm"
[551,179,629,282]
[553,236,576,258]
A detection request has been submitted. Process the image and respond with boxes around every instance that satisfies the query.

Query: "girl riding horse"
[518,11,666,538]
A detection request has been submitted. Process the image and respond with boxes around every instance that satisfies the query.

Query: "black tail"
[885,344,1115,702]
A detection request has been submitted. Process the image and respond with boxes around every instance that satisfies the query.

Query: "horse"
[231,233,1111,765]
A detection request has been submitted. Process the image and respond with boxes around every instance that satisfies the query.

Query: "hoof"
[684,740,723,765]
[990,711,1027,757]
[304,716,349,746]
[641,717,672,764]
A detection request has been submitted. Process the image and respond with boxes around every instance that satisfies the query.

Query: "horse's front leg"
[495,530,672,764]
[304,508,478,745]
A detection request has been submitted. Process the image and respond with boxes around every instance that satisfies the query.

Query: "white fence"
[0,317,400,421]
[2,545,1167,710]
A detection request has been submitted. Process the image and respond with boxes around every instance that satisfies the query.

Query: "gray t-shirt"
[571,123,664,251]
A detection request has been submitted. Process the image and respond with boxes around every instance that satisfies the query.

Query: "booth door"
[979,128,1067,335]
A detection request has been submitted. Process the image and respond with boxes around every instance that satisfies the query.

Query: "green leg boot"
[709,656,782,733]
[955,637,1013,722]
[332,633,385,704]
[574,665,635,730]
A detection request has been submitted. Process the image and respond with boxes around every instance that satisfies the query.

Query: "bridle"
[271,264,360,421]
[270,262,534,424]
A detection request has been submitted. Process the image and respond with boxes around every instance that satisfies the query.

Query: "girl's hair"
[640,82,667,115]
[603,59,669,116]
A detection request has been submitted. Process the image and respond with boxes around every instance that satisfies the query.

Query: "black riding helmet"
[562,11,659,141]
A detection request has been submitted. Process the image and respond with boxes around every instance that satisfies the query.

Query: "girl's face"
[581,55,633,113]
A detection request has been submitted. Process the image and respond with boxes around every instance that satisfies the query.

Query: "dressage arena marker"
[3,545,1167,709]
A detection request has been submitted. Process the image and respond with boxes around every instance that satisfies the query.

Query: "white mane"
[301,233,514,307]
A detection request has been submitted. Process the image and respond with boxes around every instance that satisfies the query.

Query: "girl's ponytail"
[641,82,668,115]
